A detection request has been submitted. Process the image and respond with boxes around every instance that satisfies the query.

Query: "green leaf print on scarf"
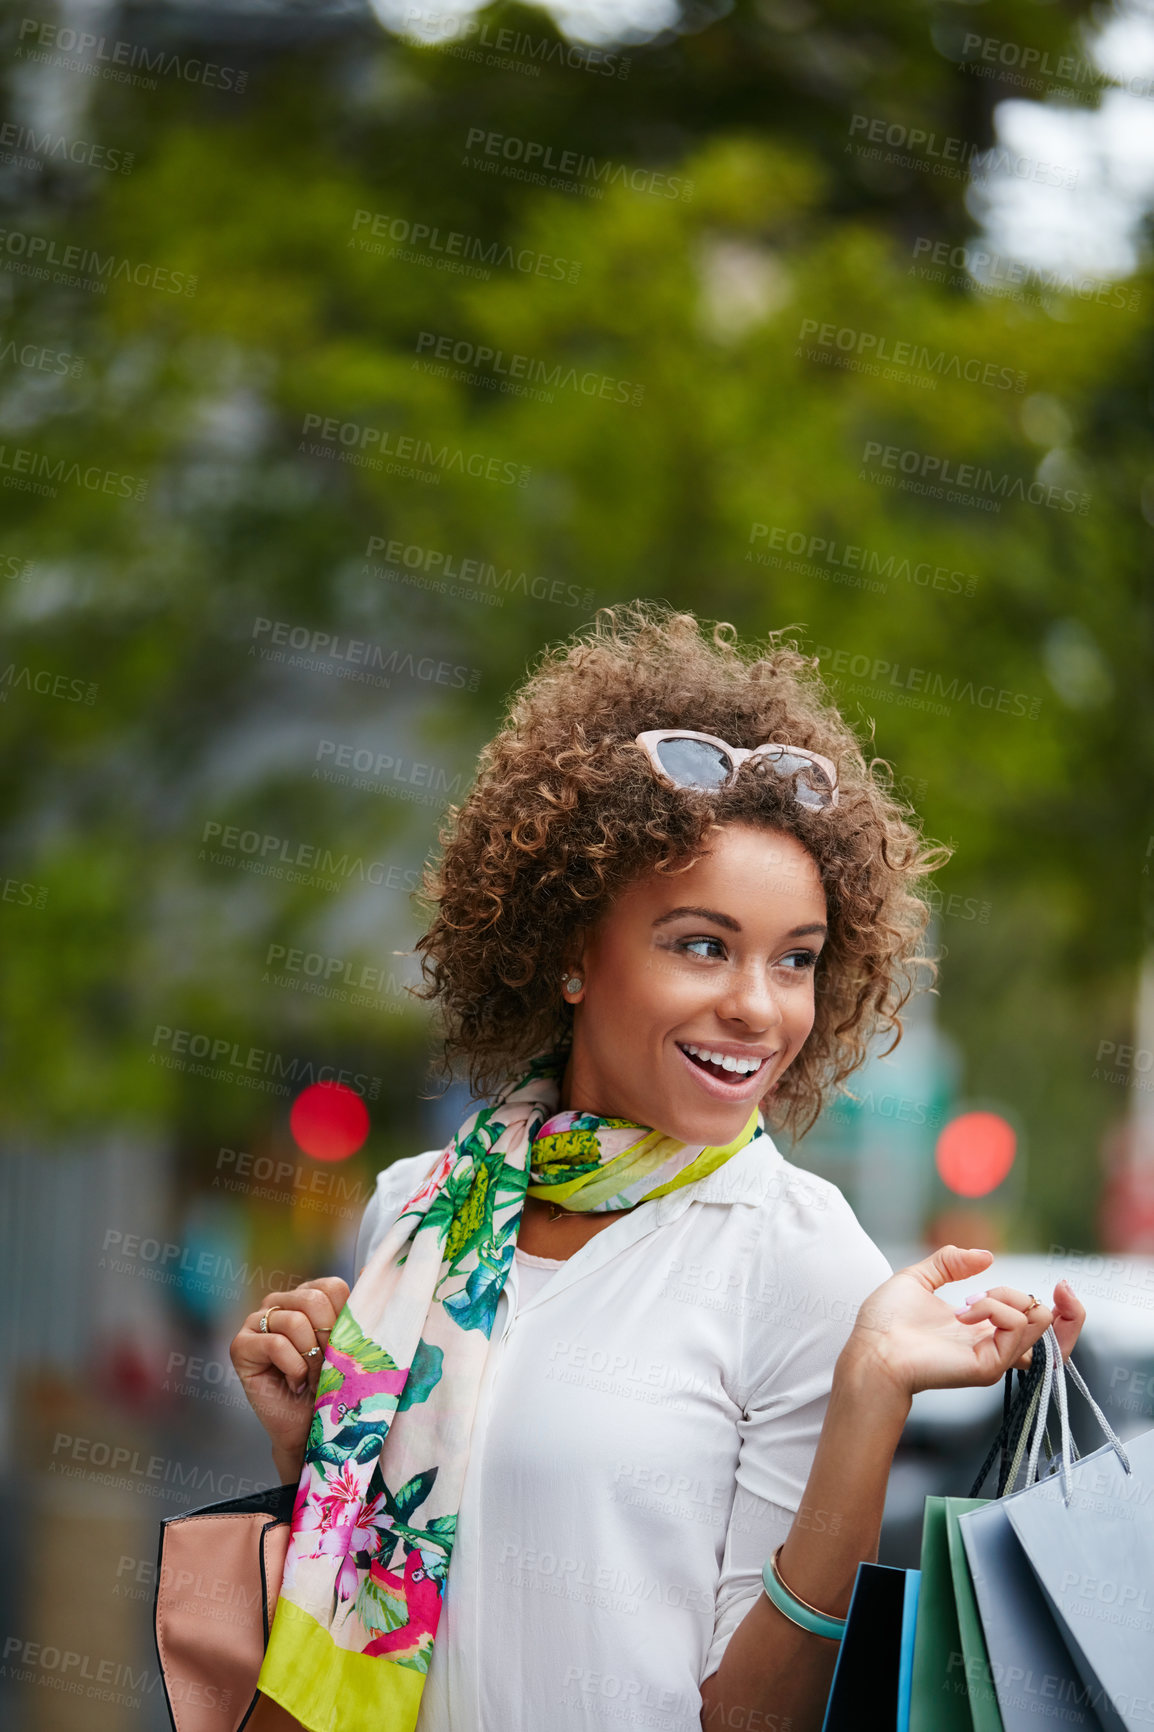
[396,1337,443,1410]
[422,1110,501,1260]
[318,1308,404,1394]
[424,1106,530,1302]
[530,1117,636,1182]
[442,1159,492,1268]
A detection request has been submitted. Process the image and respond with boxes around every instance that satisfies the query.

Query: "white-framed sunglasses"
[635,729,839,810]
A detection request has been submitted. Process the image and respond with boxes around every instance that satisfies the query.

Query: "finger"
[956,1287,1055,1335]
[981,1285,1039,1314]
[981,1285,1051,1360]
[304,1276,350,1317]
[294,1280,346,1335]
[1051,1279,1085,1361]
[251,1287,343,1336]
[233,1330,312,1397]
[957,1294,1053,1335]
[906,1244,994,1293]
[264,1308,327,1363]
[959,1297,1053,1375]
[955,1295,1030,1334]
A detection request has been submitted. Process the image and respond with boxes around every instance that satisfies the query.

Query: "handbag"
[152,1481,297,1732]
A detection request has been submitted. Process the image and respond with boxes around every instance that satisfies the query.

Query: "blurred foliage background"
[2,0,1150,1248]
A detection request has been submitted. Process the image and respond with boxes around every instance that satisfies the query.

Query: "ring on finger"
[259,1307,281,1334]
[304,1345,322,1359]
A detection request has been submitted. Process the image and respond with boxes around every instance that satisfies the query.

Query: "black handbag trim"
[152,1482,297,1731]
[152,1515,178,1732]
[160,1480,297,1529]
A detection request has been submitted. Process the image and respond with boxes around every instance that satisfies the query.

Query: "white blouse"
[353,1133,893,1732]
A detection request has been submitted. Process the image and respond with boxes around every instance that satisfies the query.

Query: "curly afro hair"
[411,601,950,1139]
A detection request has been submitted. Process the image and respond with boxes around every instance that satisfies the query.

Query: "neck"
[558,1049,574,1113]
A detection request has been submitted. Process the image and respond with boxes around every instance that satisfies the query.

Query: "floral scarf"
[257,1047,762,1731]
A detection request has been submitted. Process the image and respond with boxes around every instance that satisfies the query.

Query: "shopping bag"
[896,1567,921,1732]
[956,1327,1138,1732]
[959,1493,1106,1731]
[908,1331,1068,1732]
[835,1335,1054,1731]
[943,1497,1006,1732]
[1002,1428,1154,1732]
[909,1495,1004,1732]
[821,1561,920,1731]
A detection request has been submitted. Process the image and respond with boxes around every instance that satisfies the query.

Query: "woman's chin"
[655,1083,761,1147]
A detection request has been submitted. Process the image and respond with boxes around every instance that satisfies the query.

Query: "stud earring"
[563,975,583,995]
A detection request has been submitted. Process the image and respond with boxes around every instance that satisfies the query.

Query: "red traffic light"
[935,1111,1016,1198]
[290,1080,370,1163]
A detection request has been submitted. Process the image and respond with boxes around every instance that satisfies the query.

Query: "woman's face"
[560,822,828,1145]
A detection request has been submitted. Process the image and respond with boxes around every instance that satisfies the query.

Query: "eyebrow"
[651,906,827,939]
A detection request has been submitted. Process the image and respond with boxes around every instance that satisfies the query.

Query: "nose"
[713,962,785,1035]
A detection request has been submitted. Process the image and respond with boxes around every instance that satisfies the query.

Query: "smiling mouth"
[675,1043,772,1086]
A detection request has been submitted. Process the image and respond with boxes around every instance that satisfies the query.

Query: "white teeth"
[682,1044,764,1076]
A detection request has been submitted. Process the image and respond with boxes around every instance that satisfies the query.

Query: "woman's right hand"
[230,1278,349,1482]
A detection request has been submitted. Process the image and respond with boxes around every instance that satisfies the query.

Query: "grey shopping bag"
[958,1493,1106,1732]
[1003,1428,1154,1732]
[957,1328,1139,1732]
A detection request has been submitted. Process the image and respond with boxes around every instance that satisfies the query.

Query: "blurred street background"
[1,0,1153,1723]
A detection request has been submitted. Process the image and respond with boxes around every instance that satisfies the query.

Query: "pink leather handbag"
[153,1483,296,1732]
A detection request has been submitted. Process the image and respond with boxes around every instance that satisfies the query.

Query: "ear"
[562,929,590,978]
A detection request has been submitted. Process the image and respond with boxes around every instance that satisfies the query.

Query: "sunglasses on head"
[635,729,839,810]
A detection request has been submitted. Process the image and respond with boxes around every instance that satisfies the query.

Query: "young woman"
[231,603,1084,1732]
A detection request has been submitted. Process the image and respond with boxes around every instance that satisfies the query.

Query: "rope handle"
[969,1339,1045,1498]
[969,1327,1131,1504]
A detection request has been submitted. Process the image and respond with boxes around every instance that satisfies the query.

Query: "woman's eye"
[672,939,820,968]
[680,936,727,959]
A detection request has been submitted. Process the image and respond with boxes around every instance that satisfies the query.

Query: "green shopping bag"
[909,1496,1002,1732]
[909,1336,1060,1732]
[944,1497,1004,1732]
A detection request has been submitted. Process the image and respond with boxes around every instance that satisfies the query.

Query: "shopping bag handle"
[1028,1326,1131,1504]
[970,1337,1047,1497]
[970,1327,1131,1505]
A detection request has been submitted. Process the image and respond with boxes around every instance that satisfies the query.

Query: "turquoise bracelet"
[761,1546,847,1642]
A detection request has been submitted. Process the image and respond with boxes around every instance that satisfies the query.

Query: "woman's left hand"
[846,1244,1086,1400]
